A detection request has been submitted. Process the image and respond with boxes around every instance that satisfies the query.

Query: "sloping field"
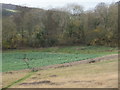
[2,54,118,88]
[2,46,118,88]
[3,52,104,72]
[2,46,118,72]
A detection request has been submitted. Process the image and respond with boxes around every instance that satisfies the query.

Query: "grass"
[3,46,118,54]
[12,59,118,88]
[3,72,35,90]
[38,46,118,54]
[2,46,118,88]
[2,71,29,88]
[2,46,118,72]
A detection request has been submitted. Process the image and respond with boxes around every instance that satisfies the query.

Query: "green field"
[2,46,118,72]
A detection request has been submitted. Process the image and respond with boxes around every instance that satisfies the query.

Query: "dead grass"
[2,71,30,88]
[11,58,118,88]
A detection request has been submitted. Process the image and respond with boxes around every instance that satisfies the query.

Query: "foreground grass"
[2,71,29,88]
[2,71,35,89]
[2,46,118,72]
[11,58,118,88]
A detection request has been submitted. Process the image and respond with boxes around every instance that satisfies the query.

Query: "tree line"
[2,2,118,49]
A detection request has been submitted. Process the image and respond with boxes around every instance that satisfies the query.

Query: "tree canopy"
[2,2,118,49]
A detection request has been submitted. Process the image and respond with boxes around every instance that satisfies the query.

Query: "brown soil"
[49,75,57,77]
[19,80,63,85]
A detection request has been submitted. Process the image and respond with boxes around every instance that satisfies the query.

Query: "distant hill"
[1,3,44,10]
[1,3,44,16]
[1,3,19,16]
[2,3,17,10]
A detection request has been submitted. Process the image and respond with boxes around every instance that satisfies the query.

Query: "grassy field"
[2,46,118,88]
[3,58,118,88]
[2,46,118,72]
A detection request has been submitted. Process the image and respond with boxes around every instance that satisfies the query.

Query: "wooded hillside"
[2,2,118,49]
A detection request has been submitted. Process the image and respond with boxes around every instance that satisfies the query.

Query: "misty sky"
[0,0,119,10]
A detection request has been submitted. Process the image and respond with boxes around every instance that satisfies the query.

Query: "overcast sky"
[0,0,119,10]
